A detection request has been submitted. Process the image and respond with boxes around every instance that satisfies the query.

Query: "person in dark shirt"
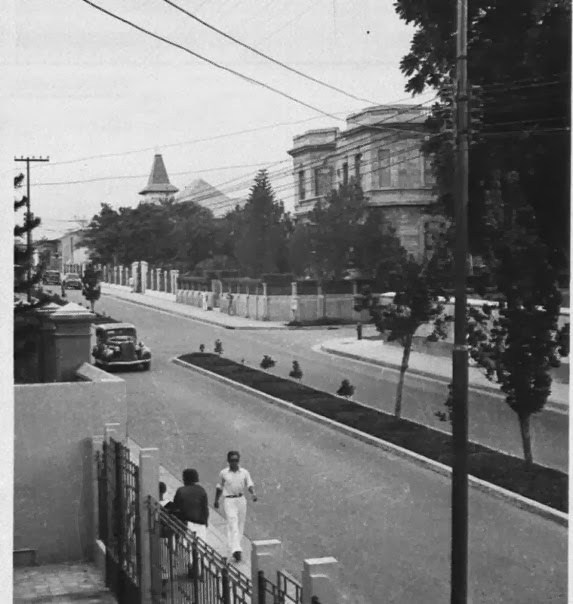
[173,468,209,542]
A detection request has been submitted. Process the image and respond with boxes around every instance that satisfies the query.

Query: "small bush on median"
[260,355,276,370]
[176,352,567,512]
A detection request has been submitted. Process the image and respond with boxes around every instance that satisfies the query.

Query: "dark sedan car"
[42,270,61,285]
[92,323,151,371]
[63,272,82,289]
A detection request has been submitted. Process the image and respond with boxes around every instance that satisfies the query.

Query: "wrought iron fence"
[258,569,303,604]
[97,438,141,603]
[147,497,252,604]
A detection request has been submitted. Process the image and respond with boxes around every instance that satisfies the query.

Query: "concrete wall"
[14,363,127,563]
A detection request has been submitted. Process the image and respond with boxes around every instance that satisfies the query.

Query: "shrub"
[214,339,223,355]
[199,344,205,352]
[260,355,276,370]
[289,361,303,380]
[337,379,355,398]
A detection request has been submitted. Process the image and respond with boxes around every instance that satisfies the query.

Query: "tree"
[260,355,276,370]
[14,173,42,298]
[369,234,453,418]
[464,190,565,467]
[234,170,291,277]
[395,0,571,269]
[289,361,303,381]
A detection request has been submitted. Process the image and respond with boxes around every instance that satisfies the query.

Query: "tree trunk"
[394,334,413,419]
[518,413,533,468]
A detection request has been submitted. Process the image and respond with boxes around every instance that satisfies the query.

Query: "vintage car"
[42,270,61,285]
[92,322,151,371]
[63,272,82,289]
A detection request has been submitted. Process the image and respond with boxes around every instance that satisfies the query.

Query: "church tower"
[139,153,179,203]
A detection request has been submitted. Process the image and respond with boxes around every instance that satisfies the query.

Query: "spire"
[139,153,179,197]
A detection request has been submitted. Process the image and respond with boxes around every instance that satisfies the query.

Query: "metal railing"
[258,569,310,604]
[147,497,252,604]
[97,438,141,603]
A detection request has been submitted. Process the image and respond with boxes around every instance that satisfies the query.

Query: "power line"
[160,0,379,105]
[79,0,344,121]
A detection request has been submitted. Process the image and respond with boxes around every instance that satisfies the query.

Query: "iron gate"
[97,438,142,603]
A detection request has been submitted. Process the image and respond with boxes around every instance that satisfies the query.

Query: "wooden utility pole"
[14,156,50,302]
[451,0,469,602]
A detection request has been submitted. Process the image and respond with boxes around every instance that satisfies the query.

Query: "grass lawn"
[179,352,567,513]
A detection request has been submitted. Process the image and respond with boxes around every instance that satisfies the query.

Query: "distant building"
[59,229,90,267]
[288,105,445,260]
[139,153,179,203]
[36,238,61,270]
[174,178,239,218]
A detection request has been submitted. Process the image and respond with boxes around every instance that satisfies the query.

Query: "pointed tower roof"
[139,154,179,196]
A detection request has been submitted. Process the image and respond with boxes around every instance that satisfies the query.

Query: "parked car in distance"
[92,322,151,371]
[42,270,61,285]
[63,272,82,289]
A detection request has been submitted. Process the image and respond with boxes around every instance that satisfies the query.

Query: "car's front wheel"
[141,361,151,371]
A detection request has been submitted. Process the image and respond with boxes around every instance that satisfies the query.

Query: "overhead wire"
[160,0,379,105]
[79,0,348,121]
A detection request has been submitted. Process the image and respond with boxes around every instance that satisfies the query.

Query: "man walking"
[214,451,257,562]
[173,469,209,542]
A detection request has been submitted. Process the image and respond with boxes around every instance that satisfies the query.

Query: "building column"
[302,557,338,604]
[251,540,282,603]
[139,448,160,604]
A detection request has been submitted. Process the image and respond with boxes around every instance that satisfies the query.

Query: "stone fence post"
[155,268,162,292]
[140,261,148,294]
[170,270,179,295]
[139,448,159,604]
[251,539,282,603]
[302,557,338,604]
[290,281,299,323]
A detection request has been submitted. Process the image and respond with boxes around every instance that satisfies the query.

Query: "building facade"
[288,105,445,260]
[59,229,90,267]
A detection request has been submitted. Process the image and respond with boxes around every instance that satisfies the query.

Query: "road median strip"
[172,353,567,527]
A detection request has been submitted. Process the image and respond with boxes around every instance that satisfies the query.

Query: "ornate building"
[288,105,445,260]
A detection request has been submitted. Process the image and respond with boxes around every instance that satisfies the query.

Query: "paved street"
[77,289,568,471]
[65,290,567,603]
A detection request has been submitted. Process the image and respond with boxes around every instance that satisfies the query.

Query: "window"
[314,168,321,197]
[423,154,435,186]
[354,153,362,183]
[397,153,420,188]
[298,170,306,201]
[377,149,391,187]
[342,162,349,185]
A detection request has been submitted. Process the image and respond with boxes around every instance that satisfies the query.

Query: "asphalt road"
[66,291,567,603]
[76,289,568,471]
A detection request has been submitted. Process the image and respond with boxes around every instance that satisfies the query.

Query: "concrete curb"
[320,344,568,415]
[172,357,568,528]
[103,292,288,331]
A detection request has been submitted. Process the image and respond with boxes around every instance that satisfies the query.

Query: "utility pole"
[451,0,469,602]
[14,156,50,302]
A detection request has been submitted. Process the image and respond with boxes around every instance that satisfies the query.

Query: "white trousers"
[187,521,207,543]
[223,496,247,554]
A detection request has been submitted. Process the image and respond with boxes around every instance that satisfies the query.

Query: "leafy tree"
[214,339,223,355]
[234,170,291,277]
[83,203,126,265]
[14,173,42,298]
[395,0,570,268]
[369,235,453,418]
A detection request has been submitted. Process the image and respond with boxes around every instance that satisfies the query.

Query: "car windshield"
[46,271,59,276]
[66,273,79,278]
[105,328,136,339]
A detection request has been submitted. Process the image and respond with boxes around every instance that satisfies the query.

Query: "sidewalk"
[127,438,252,574]
[320,337,569,413]
[13,562,116,603]
[101,284,287,330]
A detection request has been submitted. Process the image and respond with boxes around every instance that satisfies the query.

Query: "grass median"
[178,352,567,513]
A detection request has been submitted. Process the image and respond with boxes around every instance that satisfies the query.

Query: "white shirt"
[217,467,254,497]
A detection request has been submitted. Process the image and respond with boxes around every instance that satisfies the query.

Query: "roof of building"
[174,178,236,217]
[139,154,179,195]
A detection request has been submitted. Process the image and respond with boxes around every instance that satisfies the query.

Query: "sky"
[6,0,435,240]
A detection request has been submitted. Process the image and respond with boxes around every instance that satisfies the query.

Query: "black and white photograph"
[8,1,570,602]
